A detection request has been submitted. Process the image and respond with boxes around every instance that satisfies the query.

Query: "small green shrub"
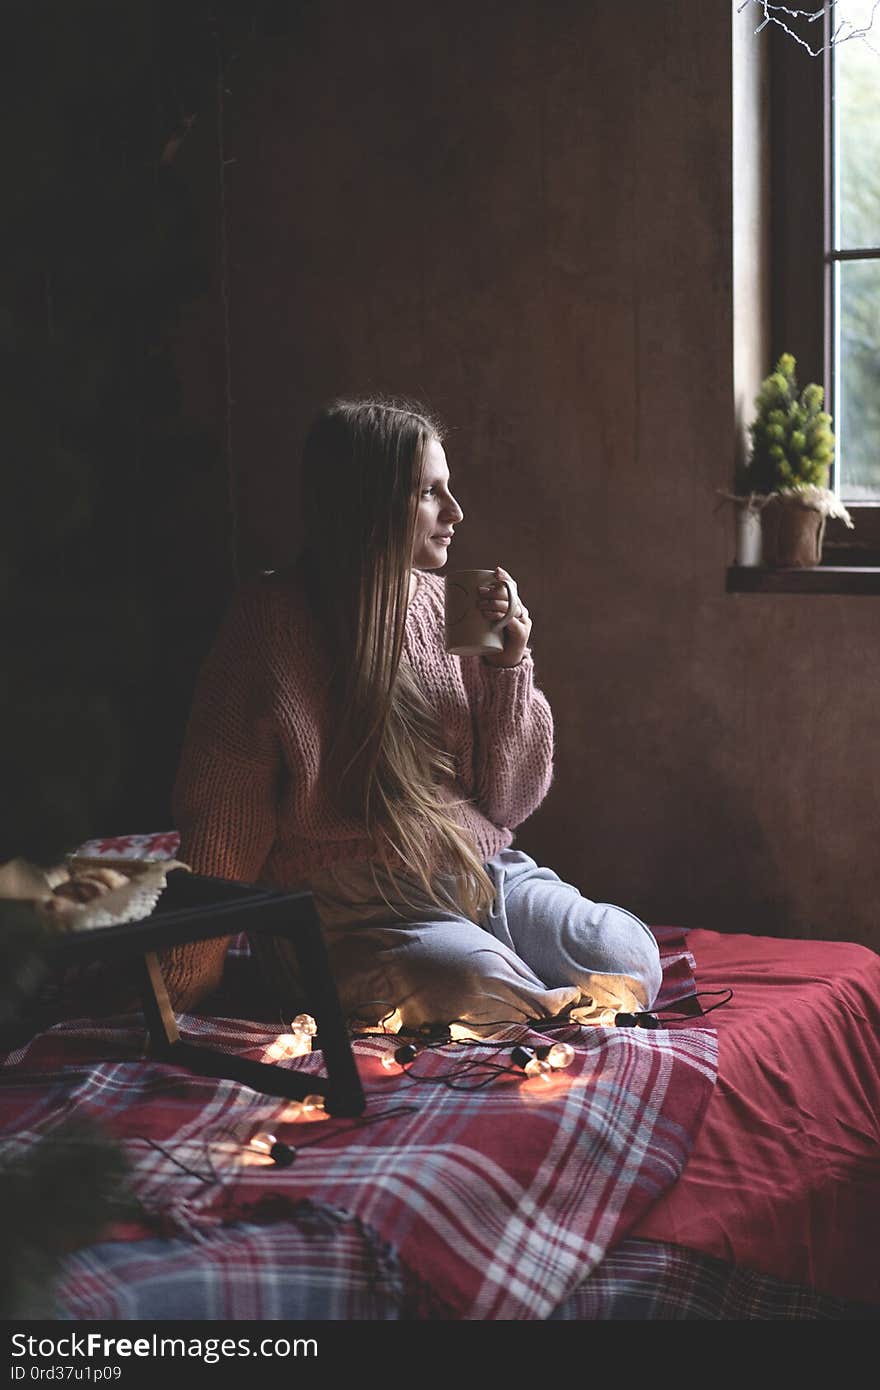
[743,353,835,495]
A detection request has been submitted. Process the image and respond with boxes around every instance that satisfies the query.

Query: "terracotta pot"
[761,496,826,568]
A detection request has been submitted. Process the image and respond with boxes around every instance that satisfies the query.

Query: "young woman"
[169,398,661,1030]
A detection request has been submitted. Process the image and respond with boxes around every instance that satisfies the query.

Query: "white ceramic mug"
[444,569,519,657]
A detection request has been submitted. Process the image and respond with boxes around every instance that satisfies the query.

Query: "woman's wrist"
[481,653,526,668]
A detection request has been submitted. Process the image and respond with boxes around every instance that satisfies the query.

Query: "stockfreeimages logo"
[10,1334,317,1366]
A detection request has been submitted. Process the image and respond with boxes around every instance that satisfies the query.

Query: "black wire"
[398,1068,519,1093]
[347,996,736,1044]
[346,997,563,1040]
[290,1102,419,1150]
[142,1136,215,1184]
[389,1049,527,1092]
[345,1001,404,1032]
[360,985,736,1089]
[651,988,734,1021]
[213,1099,419,1148]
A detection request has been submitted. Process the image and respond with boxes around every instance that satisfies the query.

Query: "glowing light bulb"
[277,1100,306,1123]
[524,1056,553,1082]
[569,996,619,1027]
[511,1044,534,1069]
[381,1042,418,1072]
[546,1042,575,1070]
[291,1013,317,1036]
[249,1131,295,1166]
[250,1130,278,1155]
[266,1032,312,1060]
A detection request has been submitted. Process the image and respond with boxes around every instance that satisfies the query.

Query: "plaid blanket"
[1,932,716,1321]
[551,1238,880,1321]
[51,1231,877,1322]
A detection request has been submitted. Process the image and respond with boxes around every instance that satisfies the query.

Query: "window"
[830,7,880,501]
[770,4,880,552]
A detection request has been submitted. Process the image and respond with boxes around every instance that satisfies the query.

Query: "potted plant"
[739,353,853,567]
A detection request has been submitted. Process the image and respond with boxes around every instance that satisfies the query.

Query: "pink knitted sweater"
[172,566,555,892]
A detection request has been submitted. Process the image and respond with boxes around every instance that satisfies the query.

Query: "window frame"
[769,16,880,560]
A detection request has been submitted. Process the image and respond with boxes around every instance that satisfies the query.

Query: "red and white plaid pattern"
[1,934,716,1320]
[74,832,181,860]
[52,1231,873,1323]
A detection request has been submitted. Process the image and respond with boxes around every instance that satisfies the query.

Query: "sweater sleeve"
[171,581,282,884]
[458,649,555,830]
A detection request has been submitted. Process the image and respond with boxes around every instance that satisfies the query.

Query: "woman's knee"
[339,930,573,1029]
[590,904,662,1002]
[505,881,662,1006]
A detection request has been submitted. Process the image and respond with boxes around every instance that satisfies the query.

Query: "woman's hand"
[478,566,532,667]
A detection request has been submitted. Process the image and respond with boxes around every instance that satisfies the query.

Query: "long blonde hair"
[298,397,496,922]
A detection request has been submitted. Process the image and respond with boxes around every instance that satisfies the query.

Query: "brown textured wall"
[193,0,879,950]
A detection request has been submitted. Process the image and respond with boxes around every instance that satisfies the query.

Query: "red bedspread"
[630,929,880,1306]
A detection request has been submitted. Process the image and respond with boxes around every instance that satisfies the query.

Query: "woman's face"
[411,437,464,569]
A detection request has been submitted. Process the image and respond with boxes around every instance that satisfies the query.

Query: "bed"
[2,834,878,1322]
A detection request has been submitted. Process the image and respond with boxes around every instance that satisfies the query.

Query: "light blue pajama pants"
[305,849,662,1033]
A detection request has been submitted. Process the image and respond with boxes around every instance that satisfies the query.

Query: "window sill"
[726,566,880,594]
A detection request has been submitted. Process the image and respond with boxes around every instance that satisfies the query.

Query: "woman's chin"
[412,546,452,570]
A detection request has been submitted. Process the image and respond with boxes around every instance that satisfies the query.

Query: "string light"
[570,1003,619,1027]
[301,1094,327,1116]
[538,1041,576,1070]
[249,1132,295,1166]
[263,1012,317,1062]
[381,1043,419,1072]
[615,1012,661,1029]
[248,1098,328,1162]
[510,1045,552,1082]
[511,1041,580,1080]
[525,1057,553,1082]
[265,1032,311,1060]
[276,1100,306,1122]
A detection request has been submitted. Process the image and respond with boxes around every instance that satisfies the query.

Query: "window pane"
[835,2,880,249]
[838,259,880,500]
[833,5,880,500]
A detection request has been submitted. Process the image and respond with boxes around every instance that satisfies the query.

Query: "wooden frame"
[54,870,367,1118]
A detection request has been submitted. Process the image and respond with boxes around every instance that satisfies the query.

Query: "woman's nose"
[444,494,464,523]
